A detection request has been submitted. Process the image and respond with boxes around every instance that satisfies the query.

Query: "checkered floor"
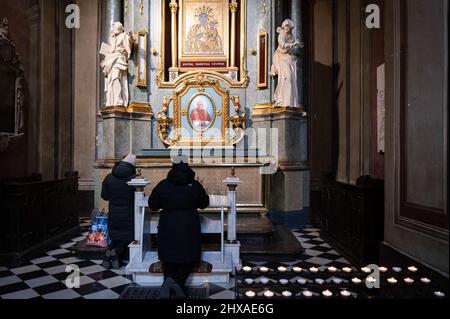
[0,220,350,299]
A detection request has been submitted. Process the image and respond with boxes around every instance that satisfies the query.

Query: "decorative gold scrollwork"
[156,73,249,147]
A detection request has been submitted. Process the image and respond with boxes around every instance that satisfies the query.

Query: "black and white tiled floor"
[0,220,350,299]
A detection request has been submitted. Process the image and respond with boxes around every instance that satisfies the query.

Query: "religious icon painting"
[187,93,216,132]
[179,0,229,71]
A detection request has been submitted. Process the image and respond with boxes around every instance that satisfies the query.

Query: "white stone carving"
[271,19,303,108]
[100,22,133,107]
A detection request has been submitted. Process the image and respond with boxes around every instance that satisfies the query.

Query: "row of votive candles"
[242,265,421,274]
[242,276,431,286]
[244,289,446,298]
[244,289,352,298]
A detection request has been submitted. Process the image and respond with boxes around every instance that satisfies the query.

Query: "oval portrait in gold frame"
[187,93,217,132]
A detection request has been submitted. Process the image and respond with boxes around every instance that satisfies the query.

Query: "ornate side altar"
[94,1,308,281]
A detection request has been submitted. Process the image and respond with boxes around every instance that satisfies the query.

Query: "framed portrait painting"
[179,0,229,71]
[187,93,216,132]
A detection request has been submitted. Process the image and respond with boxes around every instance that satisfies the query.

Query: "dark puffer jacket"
[101,161,136,241]
[149,163,209,263]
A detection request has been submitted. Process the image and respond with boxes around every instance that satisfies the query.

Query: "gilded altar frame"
[157,0,249,88]
[136,29,148,87]
[173,74,230,146]
[178,0,230,71]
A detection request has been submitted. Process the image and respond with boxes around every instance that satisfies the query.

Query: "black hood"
[112,161,136,180]
[167,162,195,185]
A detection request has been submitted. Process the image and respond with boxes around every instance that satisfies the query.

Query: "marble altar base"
[94,155,270,214]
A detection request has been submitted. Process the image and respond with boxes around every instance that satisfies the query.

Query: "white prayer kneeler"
[125,193,241,286]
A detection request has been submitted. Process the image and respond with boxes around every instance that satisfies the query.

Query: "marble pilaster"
[252,108,308,212]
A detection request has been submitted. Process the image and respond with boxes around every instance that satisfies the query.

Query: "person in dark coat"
[101,154,136,269]
[149,156,209,298]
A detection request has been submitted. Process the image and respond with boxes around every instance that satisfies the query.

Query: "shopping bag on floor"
[86,212,110,248]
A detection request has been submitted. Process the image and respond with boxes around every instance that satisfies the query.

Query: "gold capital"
[169,0,178,13]
[139,0,144,15]
[229,2,238,13]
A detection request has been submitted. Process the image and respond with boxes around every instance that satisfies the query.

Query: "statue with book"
[100,22,133,107]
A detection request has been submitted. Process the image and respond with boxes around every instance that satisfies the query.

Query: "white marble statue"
[271,19,303,108]
[100,22,133,107]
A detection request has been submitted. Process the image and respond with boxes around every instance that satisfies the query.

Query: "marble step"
[126,251,234,285]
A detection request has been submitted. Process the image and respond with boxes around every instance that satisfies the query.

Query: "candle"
[392,267,402,273]
[260,277,269,285]
[332,278,343,284]
[244,278,254,285]
[341,290,351,297]
[309,267,319,273]
[342,267,352,273]
[387,277,398,284]
[420,277,431,284]
[259,266,269,273]
[234,95,240,106]
[279,279,289,285]
[293,267,303,273]
[245,291,256,298]
[303,290,313,298]
[361,267,371,274]
[282,291,292,298]
[408,266,418,273]
[434,291,446,298]
[366,276,377,284]
[328,266,337,273]
[352,277,362,284]
[322,290,333,297]
[264,290,274,298]
[162,97,168,112]
[297,278,307,285]
[379,266,388,273]
[315,278,325,285]
[242,266,252,273]
[277,266,287,273]
[404,277,414,284]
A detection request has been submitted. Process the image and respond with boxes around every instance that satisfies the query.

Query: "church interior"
[0,0,448,301]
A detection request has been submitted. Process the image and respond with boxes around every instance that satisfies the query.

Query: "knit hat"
[122,153,136,166]
[172,154,189,166]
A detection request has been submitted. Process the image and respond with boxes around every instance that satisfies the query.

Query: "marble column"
[102,0,123,42]
[291,0,303,106]
[251,108,308,213]
[168,0,179,81]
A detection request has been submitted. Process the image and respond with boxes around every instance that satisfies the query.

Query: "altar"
[94,0,309,284]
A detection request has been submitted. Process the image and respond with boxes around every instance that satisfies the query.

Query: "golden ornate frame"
[173,73,230,145]
[136,29,148,87]
[157,0,249,88]
[184,92,218,132]
[179,0,229,71]
[257,28,268,89]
